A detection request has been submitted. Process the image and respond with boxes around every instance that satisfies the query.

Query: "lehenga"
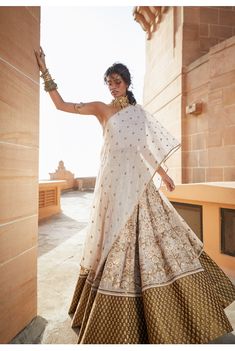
[68,104,235,344]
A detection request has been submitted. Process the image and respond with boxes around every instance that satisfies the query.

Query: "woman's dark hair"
[104,63,137,105]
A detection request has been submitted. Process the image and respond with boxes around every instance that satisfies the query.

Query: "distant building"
[49,160,96,191]
[49,160,75,191]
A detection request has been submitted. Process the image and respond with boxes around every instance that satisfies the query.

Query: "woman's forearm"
[157,165,168,179]
[48,89,64,110]
[40,65,64,109]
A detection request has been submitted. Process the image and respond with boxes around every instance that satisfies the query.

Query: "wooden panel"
[0,6,40,81]
[0,215,38,264]
[0,61,39,147]
[0,247,37,343]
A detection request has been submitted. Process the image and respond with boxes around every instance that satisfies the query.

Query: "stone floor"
[11,189,235,344]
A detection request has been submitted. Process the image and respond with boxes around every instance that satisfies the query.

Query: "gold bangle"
[40,69,58,92]
[40,69,49,78]
[44,80,58,92]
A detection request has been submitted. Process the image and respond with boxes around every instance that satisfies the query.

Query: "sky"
[39,6,145,179]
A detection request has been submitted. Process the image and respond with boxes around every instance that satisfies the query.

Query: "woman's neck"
[111,95,130,109]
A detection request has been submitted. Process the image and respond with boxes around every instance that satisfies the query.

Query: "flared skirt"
[68,180,235,344]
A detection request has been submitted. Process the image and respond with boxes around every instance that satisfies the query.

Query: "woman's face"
[106,73,128,98]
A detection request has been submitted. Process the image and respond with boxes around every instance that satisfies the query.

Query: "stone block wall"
[0,6,40,343]
[183,35,235,183]
[139,6,235,184]
[183,6,235,65]
[143,7,183,185]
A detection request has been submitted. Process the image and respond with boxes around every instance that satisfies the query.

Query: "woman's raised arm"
[44,87,106,119]
[34,47,106,122]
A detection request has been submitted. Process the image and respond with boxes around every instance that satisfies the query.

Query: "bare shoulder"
[72,101,106,123]
[96,102,122,125]
[72,101,119,127]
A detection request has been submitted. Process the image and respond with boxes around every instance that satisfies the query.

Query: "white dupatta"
[80,104,181,276]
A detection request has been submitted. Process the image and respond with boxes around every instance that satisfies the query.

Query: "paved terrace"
[11,190,235,344]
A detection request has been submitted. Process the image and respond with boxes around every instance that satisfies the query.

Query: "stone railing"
[75,177,96,191]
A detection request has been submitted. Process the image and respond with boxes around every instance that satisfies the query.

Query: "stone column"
[0,6,40,343]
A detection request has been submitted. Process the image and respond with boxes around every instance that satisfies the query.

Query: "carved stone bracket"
[133,6,168,40]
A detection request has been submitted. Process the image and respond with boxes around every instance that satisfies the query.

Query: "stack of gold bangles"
[40,69,58,92]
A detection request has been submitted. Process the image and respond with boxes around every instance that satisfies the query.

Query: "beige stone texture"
[0,216,38,264]
[198,150,208,167]
[210,24,233,39]
[141,6,235,184]
[206,167,224,181]
[0,6,40,82]
[0,248,37,344]
[192,167,206,182]
[0,6,40,343]
[0,61,39,147]
[184,35,235,183]
[0,178,38,225]
[224,167,235,180]
[207,131,223,148]
[219,8,235,26]
[200,7,219,25]
[143,7,182,185]
[182,7,235,65]
[200,23,209,37]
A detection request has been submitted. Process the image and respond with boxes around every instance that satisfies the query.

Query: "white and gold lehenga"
[68,104,235,344]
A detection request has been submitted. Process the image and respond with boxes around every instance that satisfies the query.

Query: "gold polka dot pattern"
[77,289,97,343]
[69,266,234,344]
[71,281,91,327]
[68,273,87,315]
[143,270,233,344]
[80,293,148,344]
[199,251,235,308]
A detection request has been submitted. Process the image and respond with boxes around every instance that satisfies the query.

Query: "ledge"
[161,181,235,206]
[39,180,67,186]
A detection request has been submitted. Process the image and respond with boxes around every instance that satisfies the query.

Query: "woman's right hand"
[34,46,47,73]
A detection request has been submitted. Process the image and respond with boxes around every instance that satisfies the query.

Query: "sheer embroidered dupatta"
[80,104,181,276]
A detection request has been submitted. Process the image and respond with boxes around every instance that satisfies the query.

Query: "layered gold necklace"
[111,95,130,109]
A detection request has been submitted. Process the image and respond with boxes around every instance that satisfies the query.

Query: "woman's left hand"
[34,46,47,73]
[162,174,175,192]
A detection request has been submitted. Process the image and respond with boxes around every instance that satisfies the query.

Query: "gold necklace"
[111,95,130,109]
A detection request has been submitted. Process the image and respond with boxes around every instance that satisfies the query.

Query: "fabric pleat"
[68,180,235,344]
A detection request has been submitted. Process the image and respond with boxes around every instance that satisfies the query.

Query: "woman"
[35,47,235,344]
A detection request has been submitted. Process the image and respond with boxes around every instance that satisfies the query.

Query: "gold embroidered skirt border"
[68,252,235,344]
[68,180,235,344]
